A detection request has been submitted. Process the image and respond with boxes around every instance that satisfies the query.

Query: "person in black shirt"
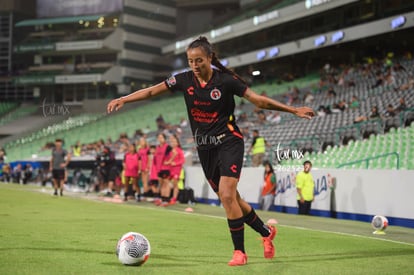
[107,36,315,266]
[96,146,118,196]
[50,139,70,196]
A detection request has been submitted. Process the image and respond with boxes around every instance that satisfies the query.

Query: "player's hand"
[294,106,315,120]
[107,98,124,113]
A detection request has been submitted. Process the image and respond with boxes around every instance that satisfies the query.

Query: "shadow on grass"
[101,253,223,268]
[0,247,113,255]
[143,253,288,267]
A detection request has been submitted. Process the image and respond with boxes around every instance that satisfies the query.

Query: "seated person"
[383,104,396,118]
[398,77,414,92]
[354,106,380,123]
[395,97,407,113]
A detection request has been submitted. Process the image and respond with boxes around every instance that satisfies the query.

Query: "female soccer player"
[147,145,159,200]
[107,36,315,266]
[123,143,140,201]
[154,133,172,205]
[137,137,150,198]
[164,134,185,205]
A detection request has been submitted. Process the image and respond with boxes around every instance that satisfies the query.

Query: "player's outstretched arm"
[243,88,315,119]
[107,82,169,113]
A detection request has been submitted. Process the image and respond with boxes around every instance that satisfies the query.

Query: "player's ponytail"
[187,36,247,85]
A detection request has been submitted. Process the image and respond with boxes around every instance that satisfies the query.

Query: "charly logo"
[210,88,221,100]
[41,98,71,117]
[187,86,194,95]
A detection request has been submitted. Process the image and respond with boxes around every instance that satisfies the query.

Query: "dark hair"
[263,160,274,175]
[157,133,167,140]
[187,36,247,85]
[170,134,182,148]
[128,143,137,153]
[303,160,312,166]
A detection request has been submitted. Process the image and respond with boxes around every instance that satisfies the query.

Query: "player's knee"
[219,192,236,207]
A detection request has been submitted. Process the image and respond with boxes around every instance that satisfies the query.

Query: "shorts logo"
[187,86,194,95]
[166,76,176,87]
[210,88,221,100]
[230,164,237,173]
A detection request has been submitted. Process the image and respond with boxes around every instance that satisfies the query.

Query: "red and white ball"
[371,215,388,231]
[116,232,151,266]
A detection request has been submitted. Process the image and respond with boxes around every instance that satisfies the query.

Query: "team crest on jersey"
[210,88,221,100]
[166,76,176,87]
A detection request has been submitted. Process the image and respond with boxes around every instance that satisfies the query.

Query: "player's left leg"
[169,177,179,204]
[237,191,277,259]
[305,201,312,215]
[123,176,130,201]
[131,177,140,202]
[159,176,171,206]
[141,171,149,197]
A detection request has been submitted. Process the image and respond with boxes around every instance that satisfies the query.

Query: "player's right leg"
[217,176,248,266]
[52,178,58,196]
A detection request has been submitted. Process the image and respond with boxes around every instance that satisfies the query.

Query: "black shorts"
[149,179,159,187]
[102,166,118,182]
[197,137,244,192]
[52,169,65,180]
[158,170,170,179]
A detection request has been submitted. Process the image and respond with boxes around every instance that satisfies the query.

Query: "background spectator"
[296,160,315,215]
[259,161,276,211]
[248,130,270,167]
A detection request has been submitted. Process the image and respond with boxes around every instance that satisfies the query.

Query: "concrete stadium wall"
[184,166,414,228]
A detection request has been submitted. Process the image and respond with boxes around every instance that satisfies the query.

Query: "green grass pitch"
[0,183,413,275]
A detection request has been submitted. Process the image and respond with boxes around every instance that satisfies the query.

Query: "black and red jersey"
[165,69,247,150]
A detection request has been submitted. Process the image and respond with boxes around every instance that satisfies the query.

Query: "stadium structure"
[0,0,414,227]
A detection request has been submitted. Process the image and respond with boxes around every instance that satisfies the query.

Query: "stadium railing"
[336,152,400,169]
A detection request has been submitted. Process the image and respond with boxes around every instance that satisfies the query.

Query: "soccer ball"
[116,232,151,266]
[371,215,388,231]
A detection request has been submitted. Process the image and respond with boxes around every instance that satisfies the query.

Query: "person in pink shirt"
[137,137,150,198]
[164,134,185,205]
[123,143,140,201]
[154,133,172,205]
[148,145,159,200]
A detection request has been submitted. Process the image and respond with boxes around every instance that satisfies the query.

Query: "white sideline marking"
[280,224,414,247]
[29,186,414,248]
[166,208,414,247]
